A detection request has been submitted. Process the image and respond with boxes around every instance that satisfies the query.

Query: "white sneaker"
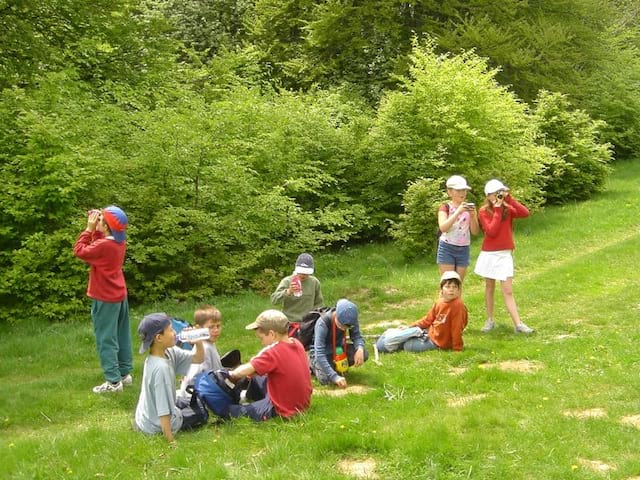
[514,322,534,334]
[92,381,123,393]
[480,319,495,333]
[121,374,133,387]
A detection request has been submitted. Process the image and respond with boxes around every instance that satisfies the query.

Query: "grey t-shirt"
[176,341,222,401]
[135,347,193,435]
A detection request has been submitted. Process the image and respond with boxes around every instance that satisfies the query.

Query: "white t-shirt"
[135,347,193,434]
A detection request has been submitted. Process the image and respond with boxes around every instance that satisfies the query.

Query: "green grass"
[2,161,640,479]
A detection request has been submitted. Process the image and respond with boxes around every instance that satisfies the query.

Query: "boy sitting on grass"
[376,271,468,353]
[134,313,206,444]
[227,309,312,421]
[176,305,224,402]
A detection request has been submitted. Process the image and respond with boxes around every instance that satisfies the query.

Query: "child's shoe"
[480,319,495,333]
[121,374,133,387]
[92,381,123,393]
[514,322,534,334]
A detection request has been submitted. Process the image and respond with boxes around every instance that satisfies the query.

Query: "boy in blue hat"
[134,313,206,444]
[310,299,369,388]
[73,205,133,393]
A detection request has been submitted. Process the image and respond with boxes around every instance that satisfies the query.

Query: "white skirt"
[474,250,514,281]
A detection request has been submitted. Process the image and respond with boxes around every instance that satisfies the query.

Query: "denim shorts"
[436,240,471,267]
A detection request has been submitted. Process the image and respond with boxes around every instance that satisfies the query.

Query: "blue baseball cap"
[138,312,171,353]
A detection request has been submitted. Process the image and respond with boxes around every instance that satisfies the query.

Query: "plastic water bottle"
[291,275,303,297]
[334,346,349,374]
[177,327,210,343]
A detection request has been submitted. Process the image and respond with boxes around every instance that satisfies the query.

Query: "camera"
[496,192,504,200]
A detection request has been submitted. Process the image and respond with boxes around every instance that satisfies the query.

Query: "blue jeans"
[228,376,276,422]
[375,327,424,353]
[436,241,471,268]
[402,337,439,352]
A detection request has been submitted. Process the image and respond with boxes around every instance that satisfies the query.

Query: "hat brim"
[447,184,471,190]
[245,321,260,330]
[295,266,314,275]
[111,230,126,243]
[139,338,153,354]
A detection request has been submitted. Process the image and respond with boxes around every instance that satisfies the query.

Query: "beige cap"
[245,309,289,332]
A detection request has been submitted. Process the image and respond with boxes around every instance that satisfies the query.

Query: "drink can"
[291,275,303,297]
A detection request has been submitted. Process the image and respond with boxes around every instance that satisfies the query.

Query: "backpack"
[288,307,332,350]
[176,387,209,430]
[193,369,265,419]
[193,370,235,418]
[171,317,193,350]
[436,202,449,240]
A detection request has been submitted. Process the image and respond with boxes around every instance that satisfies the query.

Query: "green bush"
[390,178,444,260]
[0,77,371,323]
[356,39,549,232]
[532,91,613,204]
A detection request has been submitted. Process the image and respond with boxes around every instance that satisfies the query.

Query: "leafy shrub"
[391,178,444,260]
[356,39,549,232]
[532,91,613,204]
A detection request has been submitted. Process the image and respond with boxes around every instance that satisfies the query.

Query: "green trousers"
[91,298,133,383]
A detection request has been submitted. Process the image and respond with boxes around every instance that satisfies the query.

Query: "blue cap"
[102,205,128,244]
[336,299,358,328]
[138,312,171,353]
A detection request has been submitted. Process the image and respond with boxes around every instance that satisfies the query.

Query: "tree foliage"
[0,0,637,323]
[532,91,613,204]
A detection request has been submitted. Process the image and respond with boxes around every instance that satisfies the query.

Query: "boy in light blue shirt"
[134,313,205,444]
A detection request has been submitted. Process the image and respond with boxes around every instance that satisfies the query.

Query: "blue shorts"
[436,241,471,267]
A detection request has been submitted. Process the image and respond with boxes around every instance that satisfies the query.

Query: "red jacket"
[73,230,127,302]
[478,196,529,251]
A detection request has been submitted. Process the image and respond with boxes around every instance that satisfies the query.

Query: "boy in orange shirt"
[376,271,468,353]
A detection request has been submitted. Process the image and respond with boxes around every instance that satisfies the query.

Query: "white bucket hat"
[484,179,509,196]
[446,175,471,190]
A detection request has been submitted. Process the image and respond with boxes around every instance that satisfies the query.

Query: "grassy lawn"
[2,161,640,479]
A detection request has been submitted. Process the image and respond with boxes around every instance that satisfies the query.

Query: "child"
[134,313,206,444]
[309,299,368,389]
[474,179,534,334]
[73,206,133,394]
[227,309,312,421]
[437,175,480,281]
[176,305,224,402]
[375,271,468,353]
[271,253,324,323]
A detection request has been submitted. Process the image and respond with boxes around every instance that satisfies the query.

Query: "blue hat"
[336,299,358,328]
[102,205,128,244]
[138,312,171,353]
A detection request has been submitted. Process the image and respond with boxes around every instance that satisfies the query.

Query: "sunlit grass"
[1,161,640,479]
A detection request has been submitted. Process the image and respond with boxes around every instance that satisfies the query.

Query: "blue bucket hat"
[336,299,358,328]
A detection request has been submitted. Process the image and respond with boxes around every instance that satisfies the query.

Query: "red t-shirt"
[250,339,312,417]
[73,230,127,302]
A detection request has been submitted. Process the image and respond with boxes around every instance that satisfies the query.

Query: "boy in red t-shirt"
[228,309,312,421]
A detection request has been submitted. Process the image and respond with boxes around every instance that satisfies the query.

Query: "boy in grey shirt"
[134,313,205,444]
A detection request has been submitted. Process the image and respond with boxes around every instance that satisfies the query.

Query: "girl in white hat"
[474,179,534,334]
[437,175,480,282]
